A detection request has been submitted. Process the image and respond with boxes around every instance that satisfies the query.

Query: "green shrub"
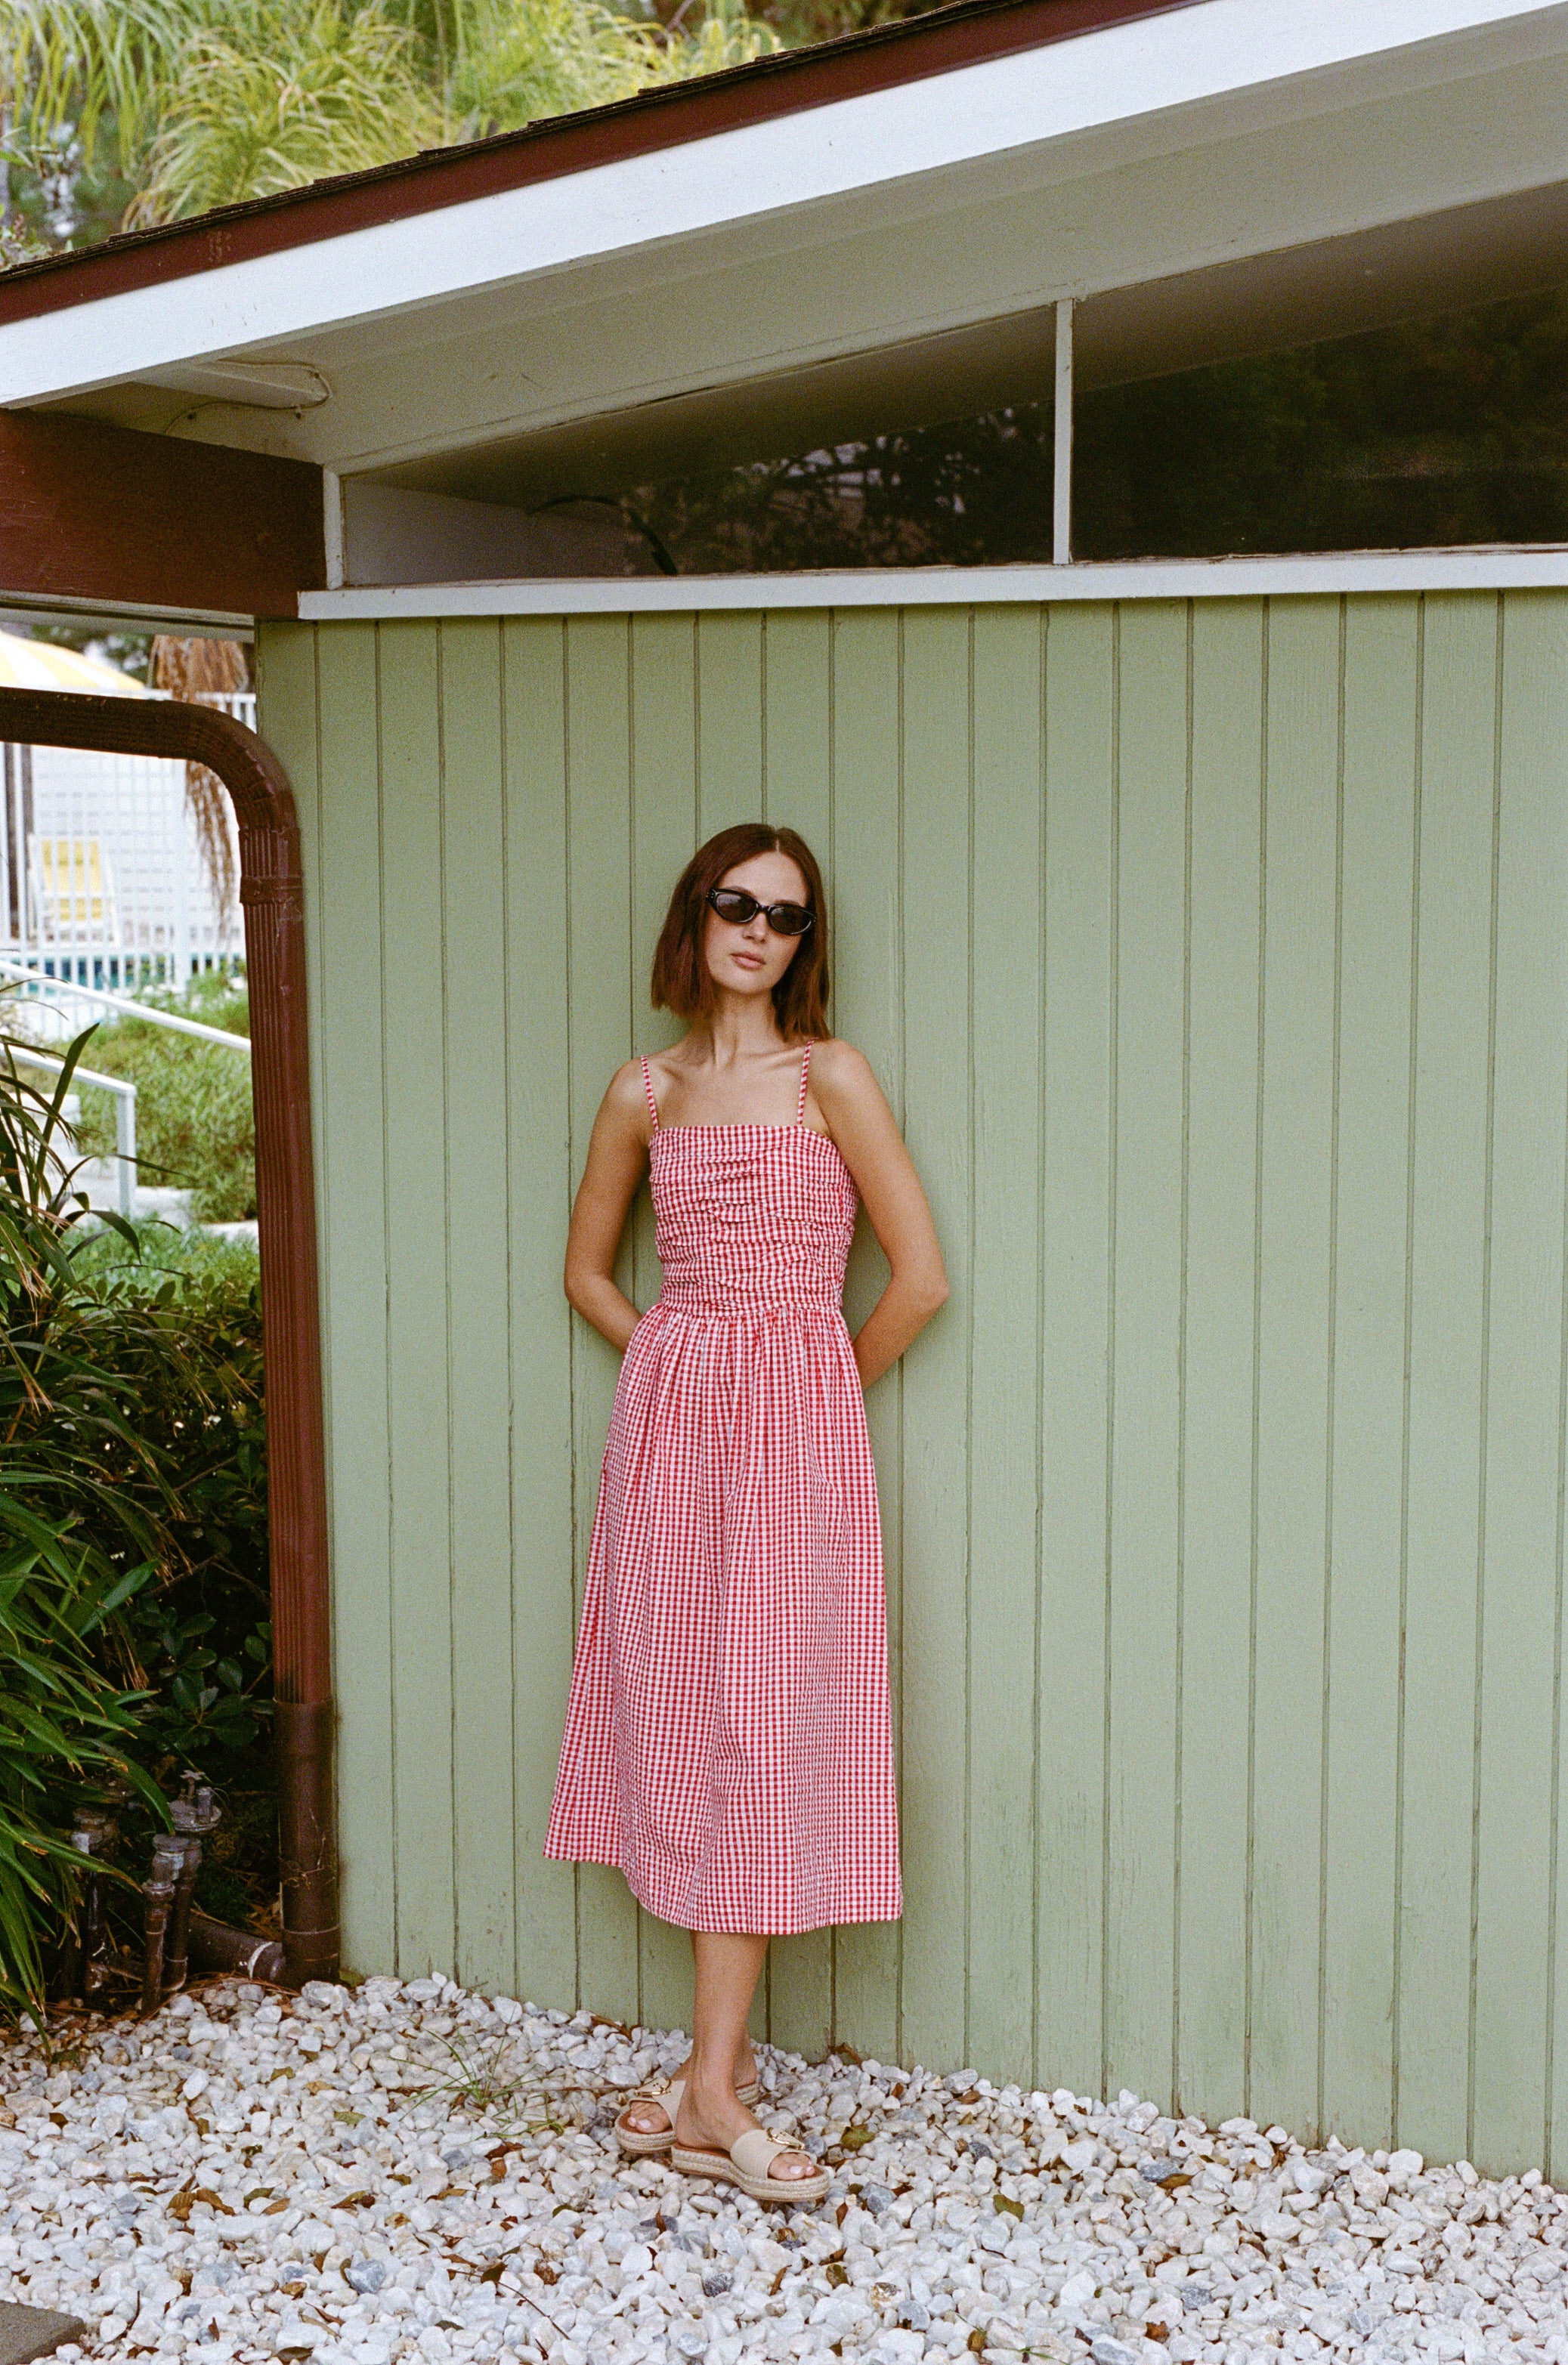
[0,1037,168,2011]
[76,1218,261,1295]
[74,976,255,1223]
[0,1495,162,2017]
[31,1238,277,1936]
[0,1025,276,1996]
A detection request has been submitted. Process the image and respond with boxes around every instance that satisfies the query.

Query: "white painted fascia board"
[5,0,1567,407]
[0,588,255,635]
[298,549,1568,617]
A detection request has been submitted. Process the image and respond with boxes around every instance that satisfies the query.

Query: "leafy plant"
[57,1232,276,1931]
[0,1010,277,1987]
[0,1494,162,2018]
[123,0,438,223]
[0,1028,167,2014]
[0,0,780,246]
[439,0,773,139]
[72,976,255,1223]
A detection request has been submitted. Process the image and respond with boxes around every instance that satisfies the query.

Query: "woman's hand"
[563,1062,653,1353]
[809,1041,949,1389]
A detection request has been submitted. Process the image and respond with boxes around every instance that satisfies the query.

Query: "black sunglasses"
[707,886,815,938]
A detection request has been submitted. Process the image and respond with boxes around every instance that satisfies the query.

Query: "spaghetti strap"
[796,1041,813,1124]
[640,1057,660,1133]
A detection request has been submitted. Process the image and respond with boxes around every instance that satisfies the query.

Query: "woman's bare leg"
[617,2010,756,2138]
[672,1932,818,2183]
[617,1923,756,2138]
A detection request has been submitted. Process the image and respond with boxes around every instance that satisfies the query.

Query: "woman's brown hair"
[651,824,830,1040]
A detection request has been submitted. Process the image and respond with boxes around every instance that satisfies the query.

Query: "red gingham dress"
[544,1043,902,1934]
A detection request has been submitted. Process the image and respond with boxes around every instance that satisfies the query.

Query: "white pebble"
[5,1981,1566,2365]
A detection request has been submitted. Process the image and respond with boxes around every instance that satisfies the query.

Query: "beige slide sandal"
[614,2076,761,2156]
[671,2125,829,2205]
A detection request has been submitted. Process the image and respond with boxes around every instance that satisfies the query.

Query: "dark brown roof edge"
[0,0,1199,328]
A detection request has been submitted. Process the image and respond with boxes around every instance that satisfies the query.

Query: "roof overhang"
[6,0,1568,614]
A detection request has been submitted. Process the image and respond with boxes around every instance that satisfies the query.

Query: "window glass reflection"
[610,286,1568,570]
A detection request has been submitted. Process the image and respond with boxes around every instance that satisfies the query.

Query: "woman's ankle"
[685,2060,746,2107]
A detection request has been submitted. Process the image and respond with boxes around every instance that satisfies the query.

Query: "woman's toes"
[769,2152,818,2181]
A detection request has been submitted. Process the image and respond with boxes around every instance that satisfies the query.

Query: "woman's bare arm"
[811,1040,949,1389]
[563,1062,653,1353]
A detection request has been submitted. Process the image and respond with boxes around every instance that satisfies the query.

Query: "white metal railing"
[1,957,250,1223]
[8,1043,138,1219]
[0,958,252,1053]
[196,691,257,729]
[0,688,253,996]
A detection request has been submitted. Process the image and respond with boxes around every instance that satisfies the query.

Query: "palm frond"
[444,0,778,139]
[2,0,782,236]
[0,0,205,175]
[125,0,438,225]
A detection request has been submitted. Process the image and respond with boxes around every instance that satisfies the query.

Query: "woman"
[545,824,948,2203]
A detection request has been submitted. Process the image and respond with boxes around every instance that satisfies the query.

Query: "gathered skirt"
[543,1297,902,1934]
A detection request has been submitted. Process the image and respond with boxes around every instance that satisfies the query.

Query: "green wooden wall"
[258,592,1568,2175]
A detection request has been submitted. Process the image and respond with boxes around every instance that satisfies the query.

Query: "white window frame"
[302,300,1568,613]
[298,546,1568,619]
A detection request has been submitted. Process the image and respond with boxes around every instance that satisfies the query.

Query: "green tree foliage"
[125,0,438,225]
[0,0,778,244]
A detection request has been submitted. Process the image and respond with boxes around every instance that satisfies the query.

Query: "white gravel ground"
[5,1974,1567,2365]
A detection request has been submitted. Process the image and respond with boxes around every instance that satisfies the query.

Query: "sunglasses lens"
[707,886,814,935]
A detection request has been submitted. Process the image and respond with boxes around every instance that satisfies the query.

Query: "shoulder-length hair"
[651,824,830,1041]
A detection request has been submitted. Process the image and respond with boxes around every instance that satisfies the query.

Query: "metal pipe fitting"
[164,1773,222,1995]
[141,1837,183,2017]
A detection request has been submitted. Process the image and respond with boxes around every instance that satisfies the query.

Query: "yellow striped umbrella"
[0,628,148,695]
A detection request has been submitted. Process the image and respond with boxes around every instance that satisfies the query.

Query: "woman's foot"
[671,2075,821,2186]
[617,2042,757,2141]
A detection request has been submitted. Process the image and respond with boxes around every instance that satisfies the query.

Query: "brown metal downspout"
[0,685,339,1986]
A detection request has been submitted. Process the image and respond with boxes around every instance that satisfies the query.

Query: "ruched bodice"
[651,1124,857,1314]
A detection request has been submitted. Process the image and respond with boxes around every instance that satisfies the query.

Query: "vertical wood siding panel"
[830,608,908,2064]
[565,614,641,2025]
[500,618,579,2014]
[1399,594,1498,2162]
[628,613,694,1418]
[315,630,399,1977]
[262,626,397,1974]
[1251,599,1341,2133]
[966,607,1045,2083]
[291,591,1568,2166]
[1323,597,1418,2147]
[376,623,456,1974]
[1105,604,1188,2109]
[629,613,700,2042]
[696,614,764,838]
[1038,605,1116,2096]
[438,621,517,1993]
[761,610,837,2058]
[1474,593,1568,2172]
[1177,601,1263,2124]
[762,612,833,859]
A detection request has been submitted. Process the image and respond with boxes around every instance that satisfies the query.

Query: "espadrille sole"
[670,2135,828,2205]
